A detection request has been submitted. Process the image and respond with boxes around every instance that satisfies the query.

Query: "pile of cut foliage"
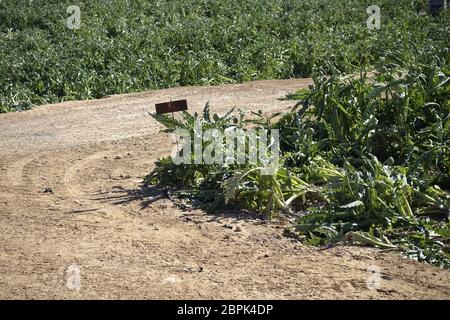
[147,49,450,268]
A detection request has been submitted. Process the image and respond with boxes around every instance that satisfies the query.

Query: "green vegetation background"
[1,0,448,112]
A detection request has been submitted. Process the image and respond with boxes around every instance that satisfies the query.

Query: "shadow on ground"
[92,183,273,223]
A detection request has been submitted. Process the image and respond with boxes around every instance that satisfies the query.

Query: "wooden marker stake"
[155,99,188,155]
[169,100,180,152]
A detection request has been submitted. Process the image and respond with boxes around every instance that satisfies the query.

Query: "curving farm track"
[0,79,449,299]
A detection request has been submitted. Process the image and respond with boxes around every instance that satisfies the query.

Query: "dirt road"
[0,79,449,299]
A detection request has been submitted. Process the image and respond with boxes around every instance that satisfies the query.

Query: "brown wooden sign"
[155,99,188,114]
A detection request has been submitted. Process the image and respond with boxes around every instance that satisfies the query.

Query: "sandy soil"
[0,79,449,299]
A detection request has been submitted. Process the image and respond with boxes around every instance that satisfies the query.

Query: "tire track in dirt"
[0,193,14,202]
[5,155,36,187]
[60,147,197,247]
[63,151,128,218]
